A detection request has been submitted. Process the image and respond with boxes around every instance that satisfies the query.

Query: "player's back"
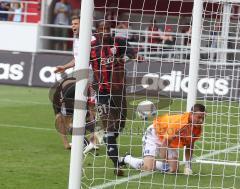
[153,113,189,141]
[153,113,202,148]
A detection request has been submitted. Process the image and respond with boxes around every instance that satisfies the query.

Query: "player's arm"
[184,143,194,175]
[54,58,75,73]
[159,135,175,162]
[89,45,100,83]
[126,44,144,61]
[185,143,194,165]
[160,124,188,161]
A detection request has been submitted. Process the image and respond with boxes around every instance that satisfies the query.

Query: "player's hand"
[54,66,65,73]
[184,167,193,175]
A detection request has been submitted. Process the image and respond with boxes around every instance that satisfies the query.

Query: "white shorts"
[142,124,178,159]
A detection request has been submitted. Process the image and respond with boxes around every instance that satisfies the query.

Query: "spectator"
[12,2,23,22]
[210,23,221,48]
[209,22,221,60]
[115,21,130,39]
[146,19,163,52]
[53,0,71,51]
[181,24,192,59]
[105,3,118,28]
[0,1,10,21]
[182,24,192,46]
[147,19,163,43]
[162,25,176,57]
[161,26,176,58]
[162,25,175,45]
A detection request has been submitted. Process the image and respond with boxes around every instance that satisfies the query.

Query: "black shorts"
[96,92,127,133]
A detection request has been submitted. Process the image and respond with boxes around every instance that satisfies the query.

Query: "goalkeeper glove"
[184,161,192,175]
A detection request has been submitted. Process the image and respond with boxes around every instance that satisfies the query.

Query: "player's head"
[71,15,80,36]
[96,21,111,42]
[189,104,206,126]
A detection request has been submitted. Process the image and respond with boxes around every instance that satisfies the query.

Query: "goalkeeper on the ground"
[120,104,206,175]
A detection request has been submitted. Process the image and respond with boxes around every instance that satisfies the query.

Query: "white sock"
[124,155,143,169]
[155,161,163,171]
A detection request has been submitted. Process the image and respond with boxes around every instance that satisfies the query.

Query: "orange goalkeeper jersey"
[153,113,202,148]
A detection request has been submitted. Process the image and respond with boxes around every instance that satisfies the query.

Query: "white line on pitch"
[197,144,240,160]
[0,123,143,138]
[90,172,152,189]
[196,159,240,166]
[0,98,50,105]
[0,123,55,131]
[90,144,240,189]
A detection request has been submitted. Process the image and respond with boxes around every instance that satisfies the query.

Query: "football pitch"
[0,85,239,189]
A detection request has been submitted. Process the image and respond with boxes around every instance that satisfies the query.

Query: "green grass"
[0,85,239,189]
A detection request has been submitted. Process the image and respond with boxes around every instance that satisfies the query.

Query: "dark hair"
[71,15,80,21]
[96,21,111,30]
[191,104,206,112]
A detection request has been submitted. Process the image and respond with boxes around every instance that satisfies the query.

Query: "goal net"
[75,0,240,188]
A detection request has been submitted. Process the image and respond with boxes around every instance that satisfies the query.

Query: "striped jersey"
[90,37,135,94]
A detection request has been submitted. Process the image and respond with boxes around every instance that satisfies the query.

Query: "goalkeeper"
[120,104,206,175]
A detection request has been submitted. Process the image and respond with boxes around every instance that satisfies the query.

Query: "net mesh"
[79,1,240,188]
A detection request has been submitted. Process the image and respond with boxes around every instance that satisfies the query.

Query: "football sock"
[155,161,170,172]
[104,133,119,168]
[155,161,163,171]
[124,155,143,169]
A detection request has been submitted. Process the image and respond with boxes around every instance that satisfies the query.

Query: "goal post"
[186,0,204,112]
[68,0,94,189]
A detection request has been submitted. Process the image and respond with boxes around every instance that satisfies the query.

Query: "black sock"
[104,135,119,168]
[84,137,89,147]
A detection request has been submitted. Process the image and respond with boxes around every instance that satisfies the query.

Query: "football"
[136,100,157,120]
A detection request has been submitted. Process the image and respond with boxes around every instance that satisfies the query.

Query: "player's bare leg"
[87,103,97,145]
[141,156,156,171]
[55,113,72,150]
[83,102,100,154]
[167,149,179,173]
[167,158,179,173]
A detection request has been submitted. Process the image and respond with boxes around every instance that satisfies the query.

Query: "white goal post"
[68,0,94,189]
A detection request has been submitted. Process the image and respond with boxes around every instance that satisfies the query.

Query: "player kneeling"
[52,77,100,152]
[120,104,206,175]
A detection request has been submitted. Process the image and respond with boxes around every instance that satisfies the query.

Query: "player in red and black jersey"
[91,21,140,176]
